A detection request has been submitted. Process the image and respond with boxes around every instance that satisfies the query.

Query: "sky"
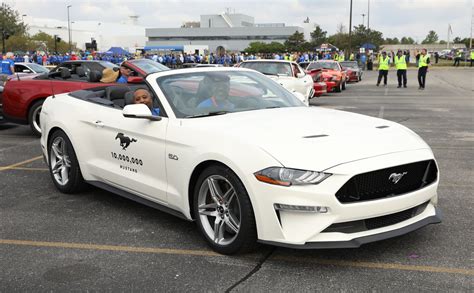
[5,0,473,42]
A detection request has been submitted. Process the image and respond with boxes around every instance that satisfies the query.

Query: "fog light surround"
[274,203,329,213]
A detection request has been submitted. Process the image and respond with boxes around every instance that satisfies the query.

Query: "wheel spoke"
[63,156,71,168]
[225,216,239,234]
[60,140,67,157]
[52,160,62,174]
[213,217,225,244]
[198,203,218,217]
[60,166,68,184]
[52,143,61,158]
[207,178,223,204]
[223,188,236,205]
[199,209,218,217]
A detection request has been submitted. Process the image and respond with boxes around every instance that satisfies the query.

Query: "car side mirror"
[127,76,144,84]
[296,72,305,78]
[122,104,161,121]
[22,69,32,73]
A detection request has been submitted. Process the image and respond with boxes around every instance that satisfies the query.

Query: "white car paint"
[239,60,314,106]
[40,67,441,250]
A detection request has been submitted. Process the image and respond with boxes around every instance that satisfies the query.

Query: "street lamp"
[21,14,27,22]
[361,14,366,26]
[67,5,72,53]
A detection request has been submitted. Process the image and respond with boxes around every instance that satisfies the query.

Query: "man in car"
[133,88,160,116]
[117,64,132,83]
[197,74,234,109]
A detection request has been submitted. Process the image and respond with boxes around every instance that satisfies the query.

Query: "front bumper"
[312,82,327,97]
[249,148,440,247]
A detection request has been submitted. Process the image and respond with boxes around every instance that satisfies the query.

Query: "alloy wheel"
[50,136,71,186]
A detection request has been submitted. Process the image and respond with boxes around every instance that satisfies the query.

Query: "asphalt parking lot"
[0,68,473,291]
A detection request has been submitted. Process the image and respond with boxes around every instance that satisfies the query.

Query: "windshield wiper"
[185,111,229,118]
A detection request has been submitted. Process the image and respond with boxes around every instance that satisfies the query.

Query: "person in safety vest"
[376,51,390,87]
[470,49,474,67]
[394,50,408,88]
[349,53,355,61]
[417,48,430,90]
[338,51,345,62]
[453,49,462,67]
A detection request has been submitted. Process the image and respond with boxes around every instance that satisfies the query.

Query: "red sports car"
[2,59,169,136]
[340,61,363,82]
[305,61,347,93]
[305,68,327,97]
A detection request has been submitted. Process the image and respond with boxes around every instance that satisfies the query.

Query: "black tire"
[193,164,257,254]
[47,130,87,193]
[28,100,44,137]
[342,81,346,90]
[335,82,342,92]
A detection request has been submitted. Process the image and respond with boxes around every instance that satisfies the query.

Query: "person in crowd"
[360,53,367,70]
[434,51,439,64]
[23,53,29,63]
[417,48,430,90]
[453,49,462,67]
[470,49,474,67]
[394,50,407,88]
[376,51,390,87]
[133,88,160,116]
[1,52,15,76]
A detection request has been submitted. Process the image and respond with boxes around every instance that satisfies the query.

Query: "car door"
[84,95,169,204]
[14,64,28,73]
[291,63,312,97]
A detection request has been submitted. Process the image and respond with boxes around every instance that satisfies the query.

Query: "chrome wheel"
[31,104,42,135]
[197,175,241,246]
[50,136,71,186]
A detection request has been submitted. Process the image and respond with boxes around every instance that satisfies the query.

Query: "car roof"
[147,67,260,79]
[241,60,294,63]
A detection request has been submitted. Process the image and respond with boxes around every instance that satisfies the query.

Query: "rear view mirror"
[127,76,144,84]
[296,72,305,78]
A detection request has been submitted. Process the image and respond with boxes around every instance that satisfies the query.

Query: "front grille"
[323,201,429,233]
[335,160,438,203]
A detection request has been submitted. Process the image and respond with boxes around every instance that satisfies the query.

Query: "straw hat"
[100,68,119,83]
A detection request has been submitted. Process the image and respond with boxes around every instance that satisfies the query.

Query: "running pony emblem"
[115,133,137,150]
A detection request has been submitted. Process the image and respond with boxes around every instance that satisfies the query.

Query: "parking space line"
[0,155,43,171]
[0,239,472,276]
[272,256,474,276]
[7,167,49,171]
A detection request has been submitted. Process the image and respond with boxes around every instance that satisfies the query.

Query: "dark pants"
[377,70,388,85]
[453,58,460,66]
[471,59,473,67]
[397,69,407,87]
[418,66,428,88]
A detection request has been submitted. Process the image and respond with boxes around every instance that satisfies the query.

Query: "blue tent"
[105,47,129,55]
[361,43,376,50]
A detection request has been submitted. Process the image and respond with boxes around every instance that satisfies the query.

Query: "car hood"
[187,107,429,171]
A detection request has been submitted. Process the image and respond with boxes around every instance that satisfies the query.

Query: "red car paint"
[305,69,327,97]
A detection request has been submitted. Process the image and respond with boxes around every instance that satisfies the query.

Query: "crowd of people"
[2,51,131,66]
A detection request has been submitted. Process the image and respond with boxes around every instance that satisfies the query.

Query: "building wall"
[200,14,254,28]
[146,39,289,52]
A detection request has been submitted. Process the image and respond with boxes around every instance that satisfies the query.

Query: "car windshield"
[157,70,304,118]
[129,59,170,74]
[27,63,49,73]
[307,62,339,70]
[239,62,292,76]
[340,62,358,68]
[99,61,118,69]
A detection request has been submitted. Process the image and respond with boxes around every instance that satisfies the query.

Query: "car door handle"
[94,120,104,127]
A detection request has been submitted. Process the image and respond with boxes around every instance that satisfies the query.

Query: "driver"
[197,74,234,109]
[133,89,160,116]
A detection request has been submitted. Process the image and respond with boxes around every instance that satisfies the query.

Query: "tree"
[347,25,384,50]
[336,23,347,34]
[284,31,307,52]
[384,37,400,44]
[244,41,286,54]
[422,30,439,44]
[0,3,28,53]
[439,40,447,44]
[400,37,415,44]
[452,37,462,43]
[310,25,327,46]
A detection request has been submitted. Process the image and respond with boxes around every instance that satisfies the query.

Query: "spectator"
[133,89,160,116]
[1,52,15,76]
[117,65,131,83]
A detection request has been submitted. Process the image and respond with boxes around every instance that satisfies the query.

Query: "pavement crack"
[225,248,275,293]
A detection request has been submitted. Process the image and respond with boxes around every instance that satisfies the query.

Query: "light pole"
[348,0,353,57]
[22,14,27,22]
[67,5,72,53]
[361,14,366,26]
[367,0,370,30]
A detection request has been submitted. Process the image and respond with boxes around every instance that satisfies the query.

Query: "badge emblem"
[115,133,137,150]
[389,172,408,184]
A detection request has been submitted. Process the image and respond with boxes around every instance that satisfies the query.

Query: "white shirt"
[24,55,29,63]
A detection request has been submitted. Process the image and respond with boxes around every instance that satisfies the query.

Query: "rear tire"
[335,82,342,92]
[48,130,87,193]
[342,81,346,90]
[193,164,257,254]
[28,100,44,137]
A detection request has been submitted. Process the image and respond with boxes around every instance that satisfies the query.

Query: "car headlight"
[254,167,331,186]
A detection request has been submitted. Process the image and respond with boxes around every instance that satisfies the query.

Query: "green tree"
[0,3,28,53]
[422,30,439,44]
[348,25,384,50]
[400,37,415,44]
[452,37,462,43]
[310,25,327,46]
[284,31,307,52]
[439,40,447,44]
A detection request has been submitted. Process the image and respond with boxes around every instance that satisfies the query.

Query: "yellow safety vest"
[338,55,345,62]
[394,55,407,70]
[419,54,430,68]
[456,51,462,58]
[378,56,390,70]
[334,54,338,60]
[350,53,355,61]
[470,51,474,59]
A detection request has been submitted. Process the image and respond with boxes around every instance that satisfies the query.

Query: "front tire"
[342,81,346,90]
[48,130,86,193]
[335,82,342,92]
[28,100,44,137]
[193,165,257,254]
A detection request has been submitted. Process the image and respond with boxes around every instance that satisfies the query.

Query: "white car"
[239,60,313,106]
[40,68,441,254]
[13,62,50,74]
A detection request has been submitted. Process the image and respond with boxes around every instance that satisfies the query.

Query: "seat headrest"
[88,70,102,82]
[76,67,86,77]
[106,86,131,101]
[60,68,71,79]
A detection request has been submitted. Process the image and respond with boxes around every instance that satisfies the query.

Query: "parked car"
[14,62,50,74]
[238,60,313,105]
[40,67,441,254]
[340,61,362,82]
[305,61,347,92]
[304,68,328,97]
[2,59,169,136]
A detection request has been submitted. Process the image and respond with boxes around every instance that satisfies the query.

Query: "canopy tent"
[314,43,339,52]
[361,43,376,50]
[105,47,130,55]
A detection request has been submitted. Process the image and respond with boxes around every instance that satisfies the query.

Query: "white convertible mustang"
[40,68,441,254]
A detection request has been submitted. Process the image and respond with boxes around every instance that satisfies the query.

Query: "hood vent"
[376,125,390,129]
[303,134,329,139]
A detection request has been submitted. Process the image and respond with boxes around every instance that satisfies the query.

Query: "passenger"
[117,64,132,83]
[197,75,234,109]
[133,88,160,116]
